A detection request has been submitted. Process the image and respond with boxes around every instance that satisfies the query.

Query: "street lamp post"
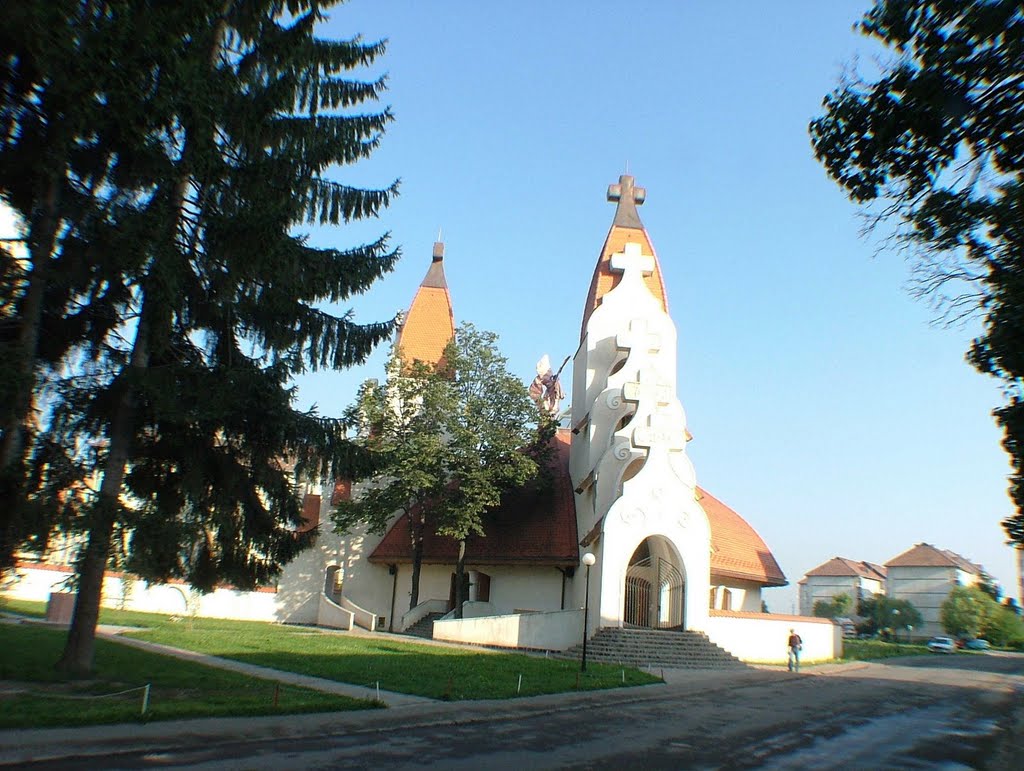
[581,552,596,673]
[893,609,900,646]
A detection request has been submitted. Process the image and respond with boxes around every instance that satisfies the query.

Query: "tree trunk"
[56,316,149,674]
[409,511,423,611]
[0,179,61,568]
[454,539,466,619]
[54,5,230,673]
[1018,546,1023,610]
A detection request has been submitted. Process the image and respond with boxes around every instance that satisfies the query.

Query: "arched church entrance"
[624,537,685,629]
[324,565,342,604]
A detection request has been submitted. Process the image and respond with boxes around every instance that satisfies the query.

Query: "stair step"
[402,612,444,639]
[560,628,746,670]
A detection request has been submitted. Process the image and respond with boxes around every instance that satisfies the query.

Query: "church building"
[274,175,840,663]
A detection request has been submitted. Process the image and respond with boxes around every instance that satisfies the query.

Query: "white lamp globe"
[581,552,596,567]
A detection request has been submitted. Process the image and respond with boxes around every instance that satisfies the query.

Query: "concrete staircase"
[402,612,444,639]
[562,627,747,670]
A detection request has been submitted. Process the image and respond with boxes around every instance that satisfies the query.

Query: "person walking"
[787,629,802,672]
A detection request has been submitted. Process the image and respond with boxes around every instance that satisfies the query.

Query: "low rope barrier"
[13,683,152,715]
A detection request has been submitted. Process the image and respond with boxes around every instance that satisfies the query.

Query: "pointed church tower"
[570,175,711,634]
[395,240,455,368]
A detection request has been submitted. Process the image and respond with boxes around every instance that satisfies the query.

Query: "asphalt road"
[5,653,1023,770]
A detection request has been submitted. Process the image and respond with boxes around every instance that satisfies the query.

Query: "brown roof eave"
[368,554,579,568]
[711,567,788,588]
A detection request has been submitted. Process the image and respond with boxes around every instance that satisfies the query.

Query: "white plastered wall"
[886,565,976,638]
[710,578,763,613]
[4,564,279,622]
[572,239,710,633]
[275,491,400,628]
[705,613,842,664]
[479,566,565,615]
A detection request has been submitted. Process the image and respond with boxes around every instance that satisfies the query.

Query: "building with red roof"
[798,557,887,615]
[271,175,809,662]
[884,542,984,638]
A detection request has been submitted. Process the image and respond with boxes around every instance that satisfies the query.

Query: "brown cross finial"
[606,174,646,229]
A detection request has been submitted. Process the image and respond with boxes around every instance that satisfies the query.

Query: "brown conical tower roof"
[395,240,455,368]
[580,174,668,340]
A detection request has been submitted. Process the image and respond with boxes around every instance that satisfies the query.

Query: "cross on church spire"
[607,174,647,229]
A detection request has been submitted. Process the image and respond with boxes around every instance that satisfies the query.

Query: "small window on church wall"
[331,479,352,505]
[299,494,320,532]
[722,589,733,611]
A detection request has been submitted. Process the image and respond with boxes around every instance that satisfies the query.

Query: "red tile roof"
[395,247,455,369]
[801,557,887,581]
[699,488,788,587]
[368,429,579,566]
[369,434,785,586]
[885,543,983,573]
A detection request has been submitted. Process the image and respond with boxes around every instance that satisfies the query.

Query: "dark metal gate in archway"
[624,556,684,629]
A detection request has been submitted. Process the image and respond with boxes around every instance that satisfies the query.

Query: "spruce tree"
[0,0,169,569]
[1,0,398,674]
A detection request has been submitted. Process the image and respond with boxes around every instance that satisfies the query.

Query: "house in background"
[885,543,983,639]
[798,543,987,639]
[798,557,886,616]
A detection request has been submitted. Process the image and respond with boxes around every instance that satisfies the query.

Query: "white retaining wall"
[433,609,586,650]
[705,611,842,664]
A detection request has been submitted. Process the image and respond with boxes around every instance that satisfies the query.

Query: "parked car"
[927,636,957,653]
[964,638,990,651]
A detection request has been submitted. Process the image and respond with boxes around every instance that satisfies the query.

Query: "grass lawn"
[1,598,661,702]
[0,621,378,729]
[842,639,934,661]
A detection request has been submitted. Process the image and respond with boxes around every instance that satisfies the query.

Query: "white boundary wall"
[4,563,278,623]
[433,609,585,651]
[705,611,841,664]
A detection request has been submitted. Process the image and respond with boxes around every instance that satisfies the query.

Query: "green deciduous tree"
[980,601,1024,647]
[810,0,1024,546]
[858,594,923,636]
[812,592,854,619]
[940,585,997,639]
[3,1,398,674]
[334,324,551,617]
[436,324,552,618]
[334,351,452,611]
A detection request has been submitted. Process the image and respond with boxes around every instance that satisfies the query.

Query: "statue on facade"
[530,354,568,416]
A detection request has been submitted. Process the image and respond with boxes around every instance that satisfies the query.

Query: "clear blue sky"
[297,0,1018,612]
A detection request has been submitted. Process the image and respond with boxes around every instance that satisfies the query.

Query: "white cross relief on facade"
[609,241,655,277]
[616,318,661,355]
[622,367,671,407]
[632,412,687,453]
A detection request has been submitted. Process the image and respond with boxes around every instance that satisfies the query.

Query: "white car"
[927,636,956,653]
